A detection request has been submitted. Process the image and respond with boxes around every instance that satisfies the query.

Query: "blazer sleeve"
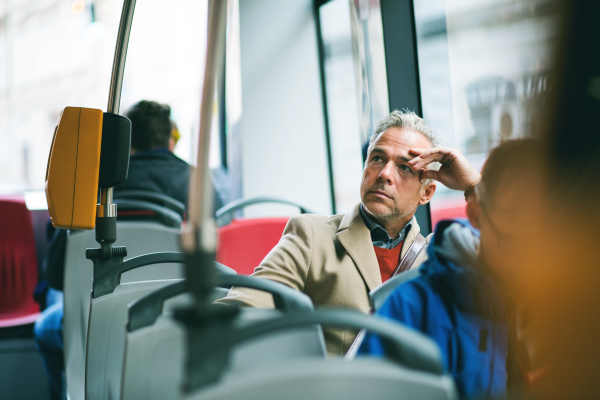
[213,214,314,308]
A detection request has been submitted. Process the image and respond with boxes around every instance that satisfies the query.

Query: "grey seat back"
[121,299,325,400]
[63,222,182,400]
[86,279,182,400]
[185,359,457,400]
[120,292,200,400]
[182,309,457,400]
[89,263,235,400]
[230,308,325,369]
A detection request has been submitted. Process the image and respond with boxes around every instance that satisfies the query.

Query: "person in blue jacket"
[358,139,541,399]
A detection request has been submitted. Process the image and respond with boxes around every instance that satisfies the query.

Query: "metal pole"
[183,0,227,253]
[99,0,137,216]
[107,0,137,115]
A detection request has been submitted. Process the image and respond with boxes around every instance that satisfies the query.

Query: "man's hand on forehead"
[407,147,481,191]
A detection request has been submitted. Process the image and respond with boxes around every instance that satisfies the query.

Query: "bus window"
[317,0,390,215]
[413,0,559,227]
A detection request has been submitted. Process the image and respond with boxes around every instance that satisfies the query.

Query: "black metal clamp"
[90,252,185,299]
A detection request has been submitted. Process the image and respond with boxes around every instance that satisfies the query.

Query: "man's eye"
[399,165,411,172]
[372,156,383,162]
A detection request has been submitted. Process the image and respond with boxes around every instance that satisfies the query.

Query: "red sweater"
[374,242,403,283]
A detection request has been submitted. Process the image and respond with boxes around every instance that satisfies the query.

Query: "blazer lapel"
[336,204,382,292]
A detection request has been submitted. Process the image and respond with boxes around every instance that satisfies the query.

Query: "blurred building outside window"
[414,0,558,227]
[319,0,389,214]
[0,0,234,201]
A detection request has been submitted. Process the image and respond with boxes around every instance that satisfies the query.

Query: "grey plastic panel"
[85,280,180,400]
[121,307,326,400]
[63,222,182,400]
[229,308,326,369]
[225,309,442,375]
[128,282,231,332]
[121,314,186,400]
[186,358,458,400]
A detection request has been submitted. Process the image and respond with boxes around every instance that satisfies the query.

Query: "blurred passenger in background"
[115,100,190,206]
[358,139,542,399]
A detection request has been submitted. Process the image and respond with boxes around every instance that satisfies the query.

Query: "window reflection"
[414,0,558,227]
[319,0,390,214]
[320,0,363,214]
[0,0,218,193]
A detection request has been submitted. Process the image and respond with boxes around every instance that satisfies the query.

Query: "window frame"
[380,0,432,235]
[314,0,432,233]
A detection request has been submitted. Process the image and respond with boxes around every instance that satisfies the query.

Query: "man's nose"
[377,162,394,184]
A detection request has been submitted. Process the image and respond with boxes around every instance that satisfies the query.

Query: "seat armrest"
[113,190,185,217]
[114,199,182,228]
[180,308,444,391]
[232,310,443,375]
[128,272,312,332]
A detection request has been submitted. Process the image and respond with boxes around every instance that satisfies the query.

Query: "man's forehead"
[372,127,432,152]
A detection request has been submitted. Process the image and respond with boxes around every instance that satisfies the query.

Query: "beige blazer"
[214,203,431,355]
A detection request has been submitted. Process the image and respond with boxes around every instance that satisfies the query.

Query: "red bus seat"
[216,217,290,275]
[430,195,467,229]
[0,196,40,327]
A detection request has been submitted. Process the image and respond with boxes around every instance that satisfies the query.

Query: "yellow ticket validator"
[45,107,103,230]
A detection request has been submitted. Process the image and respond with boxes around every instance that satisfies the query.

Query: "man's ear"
[419,182,436,205]
[466,195,481,229]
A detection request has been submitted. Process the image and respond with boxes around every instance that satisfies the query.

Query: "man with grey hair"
[216,110,481,356]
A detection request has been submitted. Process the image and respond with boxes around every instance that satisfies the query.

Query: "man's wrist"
[464,184,476,200]
[462,173,481,199]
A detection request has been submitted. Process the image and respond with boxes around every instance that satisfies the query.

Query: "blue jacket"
[358,220,509,399]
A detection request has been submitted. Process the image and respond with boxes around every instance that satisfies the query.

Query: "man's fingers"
[409,146,454,165]
[409,148,426,156]
[411,154,444,171]
[420,169,440,182]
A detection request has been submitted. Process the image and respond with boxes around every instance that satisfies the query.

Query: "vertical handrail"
[101,0,137,211]
[107,0,137,115]
[180,0,227,317]
[183,0,227,254]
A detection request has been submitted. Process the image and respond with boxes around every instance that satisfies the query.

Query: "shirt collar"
[359,204,413,249]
